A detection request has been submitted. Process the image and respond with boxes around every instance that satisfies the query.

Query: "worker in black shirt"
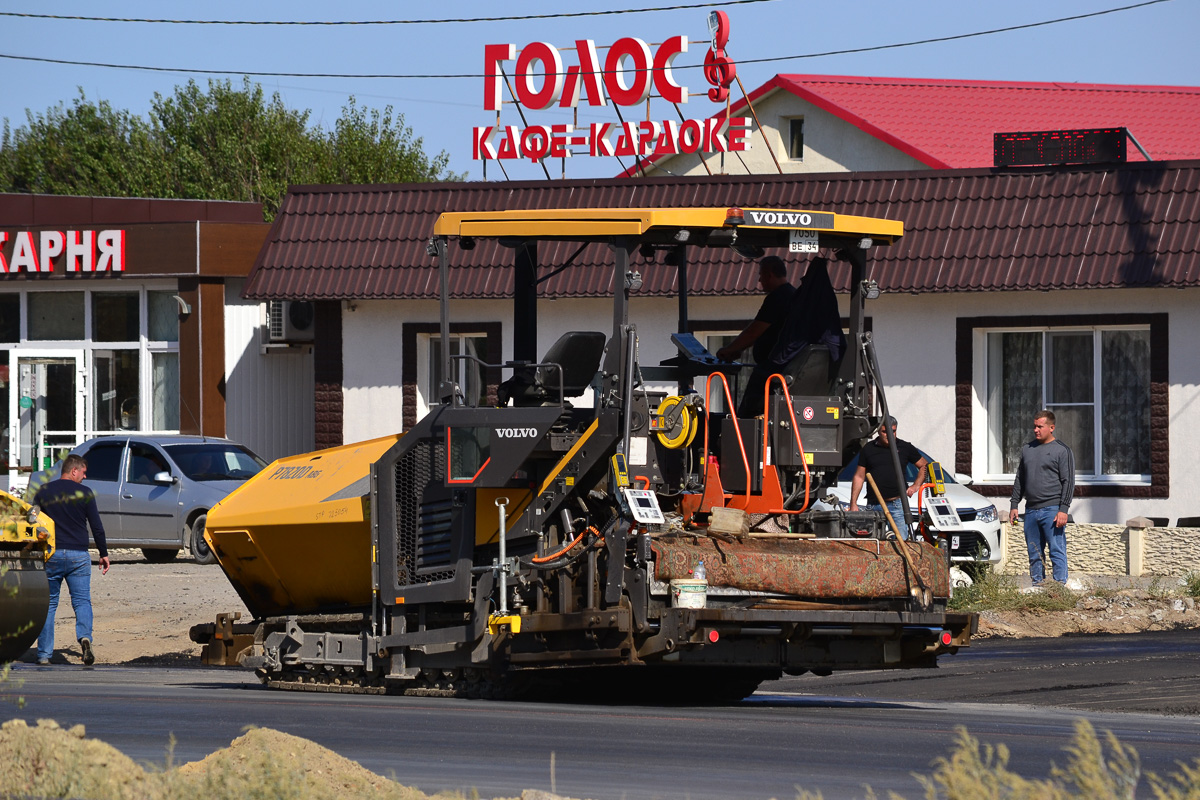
[716,255,795,417]
[33,454,110,666]
[848,417,928,539]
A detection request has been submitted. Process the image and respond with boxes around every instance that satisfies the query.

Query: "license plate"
[789,230,819,253]
[951,535,961,550]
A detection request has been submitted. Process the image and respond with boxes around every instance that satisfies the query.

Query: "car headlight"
[977,504,998,523]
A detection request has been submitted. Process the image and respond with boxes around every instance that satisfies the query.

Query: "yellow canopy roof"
[432,207,902,244]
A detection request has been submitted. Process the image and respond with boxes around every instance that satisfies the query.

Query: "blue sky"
[0,0,1196,182]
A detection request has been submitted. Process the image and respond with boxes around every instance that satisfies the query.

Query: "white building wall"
[341,299,426,443]
[223,280,314,461]
[868,288,1200,526]
[337,286,1199,525]
[652,88,928,177]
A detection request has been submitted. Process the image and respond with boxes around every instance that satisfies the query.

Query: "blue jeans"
[871,497,912,541]
[1024,506,1068,584]
[37,549,95,661]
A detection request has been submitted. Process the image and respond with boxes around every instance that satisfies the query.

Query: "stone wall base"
[998,519,1200,577]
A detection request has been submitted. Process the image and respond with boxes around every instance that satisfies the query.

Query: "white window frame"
[691,328,746,414]
[784,116,805,161]
[979,323,1151,485]
[415,331,491,418]
[2,284,181,486]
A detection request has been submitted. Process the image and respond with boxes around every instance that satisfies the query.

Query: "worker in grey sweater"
[1008,409,1076,585]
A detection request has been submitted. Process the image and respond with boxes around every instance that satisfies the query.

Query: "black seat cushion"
[499,331,607,406]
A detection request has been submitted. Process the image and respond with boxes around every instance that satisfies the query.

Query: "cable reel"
[654,395,699,450]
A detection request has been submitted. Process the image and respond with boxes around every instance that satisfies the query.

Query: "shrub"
[949,571,1079,613]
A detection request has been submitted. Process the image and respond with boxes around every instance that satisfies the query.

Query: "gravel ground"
[16,549,251,667]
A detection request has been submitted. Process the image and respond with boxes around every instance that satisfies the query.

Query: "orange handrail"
[915,482,936,543]
[761,373,812,514]
[701,372,752,507]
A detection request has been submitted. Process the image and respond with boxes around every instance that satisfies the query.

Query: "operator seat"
[498,331,607,407]
[779,343,838,396]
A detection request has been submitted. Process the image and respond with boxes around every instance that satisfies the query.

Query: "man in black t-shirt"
[716,256,795,417]
[848,417,928,539]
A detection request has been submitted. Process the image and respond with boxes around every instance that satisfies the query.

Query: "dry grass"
[795,720,1200,800]
[1181,571,1200,598]
[949,570,1080,613]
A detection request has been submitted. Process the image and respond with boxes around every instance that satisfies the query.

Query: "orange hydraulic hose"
[761,373,811,514]
[701,372,752,507]
[532,525,600,563]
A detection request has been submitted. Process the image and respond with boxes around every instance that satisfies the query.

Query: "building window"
[958,313,1166,499]
[93,350,141,431]
[787,118,804,160]
[986,327,1150,478]
[93,292,139,342]
[2,286,182,479]
[27,292,84,340]
[147,291,181,342]
[151,352,180,430]
[0,295,18,342]
[401,322,502,430]
[692,328,748,414]
[426,332,490,410]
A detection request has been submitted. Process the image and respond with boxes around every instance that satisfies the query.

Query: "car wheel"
[142,548,179,563]
[190,513,217,565]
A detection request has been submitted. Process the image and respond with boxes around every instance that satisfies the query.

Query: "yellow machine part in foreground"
[0,490,56,557]
[1,490,55,663]
[205,434,402,619]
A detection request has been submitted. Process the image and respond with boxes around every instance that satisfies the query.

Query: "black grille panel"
[416,500,454,572]
[394,440,456,587]
[949,530,988,559]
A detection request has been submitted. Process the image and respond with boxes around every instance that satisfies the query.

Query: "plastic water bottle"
[693,560,706,581]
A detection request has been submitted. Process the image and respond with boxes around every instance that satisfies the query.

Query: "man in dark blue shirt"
[33,454,110,666]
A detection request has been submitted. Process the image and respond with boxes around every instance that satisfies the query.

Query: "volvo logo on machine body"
[496,427,540,439]
[743,210,835,229]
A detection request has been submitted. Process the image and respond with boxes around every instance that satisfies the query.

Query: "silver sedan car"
[37,435,266,564]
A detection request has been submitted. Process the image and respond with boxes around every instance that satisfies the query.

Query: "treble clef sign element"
[703,10,736,103]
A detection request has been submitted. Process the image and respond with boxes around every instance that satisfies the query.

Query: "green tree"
[319,97,452,186]
[0,79,460,221]
[0,92,168,198]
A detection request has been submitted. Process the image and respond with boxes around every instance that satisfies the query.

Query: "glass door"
[10,351,85,486]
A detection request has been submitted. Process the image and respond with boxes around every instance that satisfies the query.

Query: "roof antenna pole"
[674,102,713,176]
[501,65,552,181]
[733,70,783,174]
[1127,129,1153,161]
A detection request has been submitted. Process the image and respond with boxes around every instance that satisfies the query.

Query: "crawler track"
[260,666,526,699]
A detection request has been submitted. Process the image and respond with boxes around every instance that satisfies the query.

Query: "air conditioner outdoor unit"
[267,300,315,343]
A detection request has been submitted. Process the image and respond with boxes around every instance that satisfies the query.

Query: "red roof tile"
[620,75,1200,177]
[244,160,1200,301]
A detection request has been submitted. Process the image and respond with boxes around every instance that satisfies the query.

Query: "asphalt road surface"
[769,629,1200,716]
[5,632,1200,800]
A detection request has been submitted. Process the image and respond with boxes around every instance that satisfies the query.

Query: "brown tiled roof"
[243,161,1200,300]
[0,193,264,225]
